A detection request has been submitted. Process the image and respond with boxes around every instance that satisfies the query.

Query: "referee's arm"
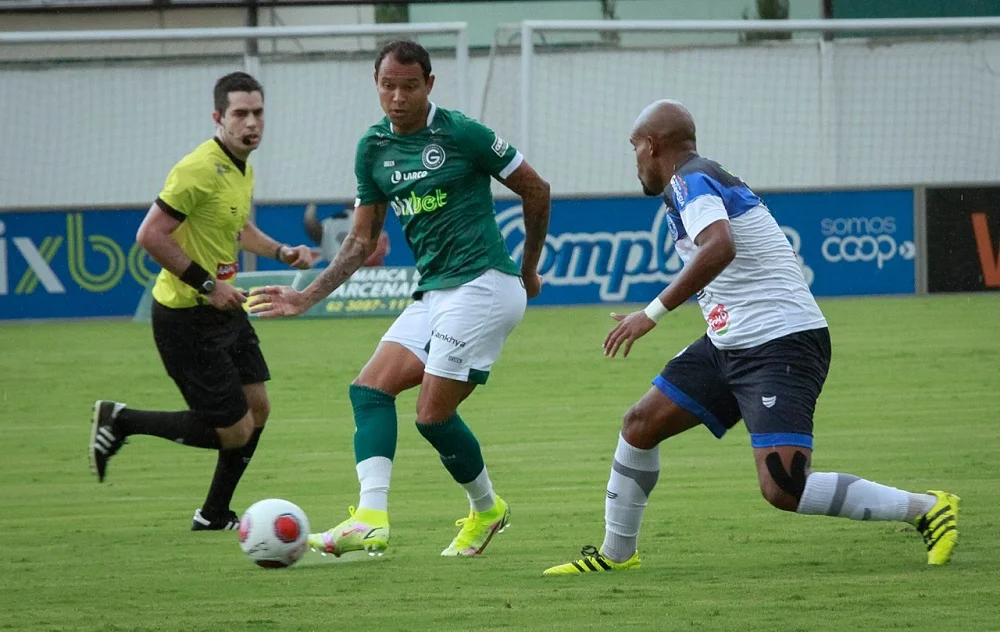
[239,221,285,260]
[137,201,197,278]
[239,221,313,270]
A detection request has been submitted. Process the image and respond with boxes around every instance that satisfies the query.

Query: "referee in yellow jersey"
[89,72,312,530]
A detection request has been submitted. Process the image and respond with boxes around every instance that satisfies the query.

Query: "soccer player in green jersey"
[250,41,551,557]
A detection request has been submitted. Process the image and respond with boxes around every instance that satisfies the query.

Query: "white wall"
[1,35,997,209]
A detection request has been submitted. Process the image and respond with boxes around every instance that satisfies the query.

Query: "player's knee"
[250,397,270,428]
[415,398,454,424]
[759,476,799,512]
[621,404,658,449]
[759,451,809,512]
[215,411,255,449]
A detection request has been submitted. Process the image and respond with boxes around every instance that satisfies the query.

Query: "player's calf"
[757,445,959,564]
[199,386,271,528]
[757,447,809,512]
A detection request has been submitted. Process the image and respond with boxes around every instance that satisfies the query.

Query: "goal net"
[480,18,1000,196]
[0,24,469,210]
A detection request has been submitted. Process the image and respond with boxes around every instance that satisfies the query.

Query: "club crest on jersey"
[669,175,688,207]
[422,144,446,170]
[216,261,239,280]
[708,304,729,335]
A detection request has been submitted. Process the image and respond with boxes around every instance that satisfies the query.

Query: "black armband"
[179,262,212,291]
[274,244,287,261]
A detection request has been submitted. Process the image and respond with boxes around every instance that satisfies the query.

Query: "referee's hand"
[279,244,314,270]
[206,282,248,311]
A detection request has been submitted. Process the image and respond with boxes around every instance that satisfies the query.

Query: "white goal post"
[500,17,1000,195]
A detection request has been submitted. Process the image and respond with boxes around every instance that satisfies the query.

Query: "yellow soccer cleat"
[543,545,641,576]
[307,507,390,557]
[913,490,959,565]
[441,495,510,557]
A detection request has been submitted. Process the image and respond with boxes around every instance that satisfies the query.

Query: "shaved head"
[631,99,696,147]
[629,99,698,196]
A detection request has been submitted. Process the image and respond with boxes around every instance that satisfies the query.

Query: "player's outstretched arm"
[603,220,735,358]
[239,220,313,270]
[248,202,388,318]
[499,162,550,299]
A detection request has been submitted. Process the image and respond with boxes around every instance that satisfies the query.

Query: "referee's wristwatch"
[198,278,216,295]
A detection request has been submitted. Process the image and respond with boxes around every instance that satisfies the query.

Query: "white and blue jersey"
[664,156,827,349]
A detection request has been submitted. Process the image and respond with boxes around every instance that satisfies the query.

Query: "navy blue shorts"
[654,328,831,450]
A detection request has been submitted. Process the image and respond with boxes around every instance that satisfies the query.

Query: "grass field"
[1,295,998,631]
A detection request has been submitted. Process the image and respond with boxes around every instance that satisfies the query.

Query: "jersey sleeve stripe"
[155,197,187,222]
[498,151,524,179]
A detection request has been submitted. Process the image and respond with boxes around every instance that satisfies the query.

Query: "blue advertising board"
[486,189,913,304]
[763,189,915,297]
[0,209,158,320]
[1,189,914,320]
[256,191,915,305]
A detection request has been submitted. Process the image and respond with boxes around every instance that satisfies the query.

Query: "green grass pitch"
[0,295,998,631]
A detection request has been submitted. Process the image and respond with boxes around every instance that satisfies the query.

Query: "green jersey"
[354,103,523,293]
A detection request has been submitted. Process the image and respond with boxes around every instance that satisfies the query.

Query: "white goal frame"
[517,17,1000,162]
[0,22,472,113]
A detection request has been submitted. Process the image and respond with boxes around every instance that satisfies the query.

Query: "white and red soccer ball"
[238,499,310,568]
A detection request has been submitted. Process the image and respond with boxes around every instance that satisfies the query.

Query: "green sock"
[416,413,485,484]
[350,384,397,463]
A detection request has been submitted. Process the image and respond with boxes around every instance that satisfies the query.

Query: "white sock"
[602,434,659,563]
[462,467,496,513]
[356,456,392,512]
[797,471,936,522]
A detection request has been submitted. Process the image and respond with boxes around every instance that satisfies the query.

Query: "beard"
[640,180,659,196]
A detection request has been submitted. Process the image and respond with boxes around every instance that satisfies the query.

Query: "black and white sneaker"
[89,400,126,483]
[192,508,241,531]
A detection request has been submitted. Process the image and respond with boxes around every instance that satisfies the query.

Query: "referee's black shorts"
[152,300,270,428]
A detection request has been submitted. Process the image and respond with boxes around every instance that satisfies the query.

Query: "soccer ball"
[238,498,310,569]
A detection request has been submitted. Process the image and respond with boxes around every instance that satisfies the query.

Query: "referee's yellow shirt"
[151,138,254,309]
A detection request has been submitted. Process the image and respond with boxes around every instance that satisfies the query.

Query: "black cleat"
[89,400,126,483]
[192,508,241,531]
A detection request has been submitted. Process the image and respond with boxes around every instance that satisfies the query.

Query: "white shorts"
[381,269,527,384]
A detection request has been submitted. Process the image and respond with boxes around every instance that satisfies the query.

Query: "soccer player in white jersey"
[543,100,959,575]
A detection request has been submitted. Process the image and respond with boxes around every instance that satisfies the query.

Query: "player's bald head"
[631,99,696,149]
[629,100,698,197]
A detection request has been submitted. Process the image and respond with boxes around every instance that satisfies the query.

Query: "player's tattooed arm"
[301,202,388,307]
[500,162,550,297]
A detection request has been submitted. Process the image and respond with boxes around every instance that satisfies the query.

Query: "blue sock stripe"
[652,375,727,439]
[750,432,814,450]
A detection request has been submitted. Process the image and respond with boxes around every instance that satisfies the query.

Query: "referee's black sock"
[115,407,221,450]
[203,426,264,516]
